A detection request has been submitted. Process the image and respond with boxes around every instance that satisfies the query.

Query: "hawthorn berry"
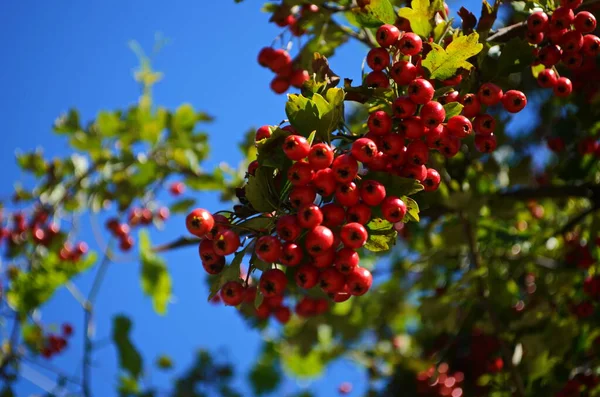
[360,180,386,206]
[274,306,291,324]
[255,235,282,263]
[332,154,359,184]
[550,7,574,30]
[390,61,417,86]
[381,133,405,156]
[560,30,584,53]
[276,215,301,242]
[283,135,310,161]
[527,11,549,33]
[289,185,317,208]
[420,101,445,128]
[392,96,417,118]
[478,83,503,106]
[574,11,596,33]
[334,247,360,274]
[295,264,320,288]
[346,267,373,296]
[376,24,400,47]
[220,281,245,306]
[290,69,310,88]
[255,125,272,141]
[474,134,498,153]
[398,32,423,56]
[400,116,426,140]
[340,222,368,249]
[287,161,314,186]
[501,90,527,113]
[424,169,442,192]
[554,77,573,97]
[406,140,429,165]
[461,93,481,118]
[271,76,290,94]
[297,204,323,229]
[213,230,240,256]
[270,49,292,74]
[319,267,346,293]
[313,248,336,268]
[280,242,304,267]
[364,71,390,88]
[305,225,335,255]
[408,79,435,104]
[313,168,337,196]
[366,48,390,72]
[248,160,259,176]
[186,209,215,237]
[206,214,230,240]
[322,203,346,228]
[582,35,600,57]
[259,268,288,297]
[402,164,428,181]
[537,69,558,88]
[381,196,407,223]
[447,115,473,138]
[367,110,392,135]
[202,257,226,275]
[257,47,276,67]
[351,138,378,163]
[336,182,361,207]
[473,114,496,135]
[346,203,372,225]
[308,143,334,170]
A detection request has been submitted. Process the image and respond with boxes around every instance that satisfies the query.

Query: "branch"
[153,236,200,253]
[461,215,526,397]
[554,204,600,237]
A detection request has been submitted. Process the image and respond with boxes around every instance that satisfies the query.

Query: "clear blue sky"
[0,1,479,396]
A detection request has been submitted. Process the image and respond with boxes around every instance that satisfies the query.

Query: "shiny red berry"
[255,125,272,141]
[474,134,497,153]
[346,203,372,225]
[297,205,323,229]
[368,110,392,135]
[213,230,240,256]
[313,168,337,197]
[366,48,390,72]
[340,222,368,249]
[221,281,245,306]
[322,203,346,228]
[259,268,288,297]
[408,79,435,104]
[501,90,527,113]
[305,226,335,255]
[381,196,407,223]
[424,168,441,192]
[332,154,359,184]
[447,115,473,138]
[420,101,445,128]
[376,24,401,47]
[335,182,361,207]
[351,138,378,163]
[295,264,319,289]
[256,236,282,263]
[283,135,311,161]
[390,61,417,86]
[360,180,386,206]
[186,208,215,238]
[319,267,346,293]
[527,11,549,33]
[478,83,503,106]
[398,32,423,56]
[346,267,373,296]
[308,143,334,170]
[280,242,304,267]
[473,114,496,135]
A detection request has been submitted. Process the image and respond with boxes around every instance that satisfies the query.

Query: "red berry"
[271,76,290,94]
[547,27,568,44]
[527,11,549,33]
[255,125,272,141]
[295,264,319,289]
[289,185,317,208]
[501,90,527,113]
[322,203,346,228]
[474,134,497,153]
[405,140,429,166]
[305,226,335,255]
[346,203,372,225]
[280,242,304,267]
[408,79,435,104]
[313,168,337,196]
[206,214,230,241]
[346,267,373,296]
[290,69,310,88]
[287,161,314,186]
[62,323,74,337]
[257,47,276,67]
[360,180,386,206]
[319,267,346,293]
[334,248,360,274]
[420,101,445,128]
[381,196,407,223]
[473,114,496,135]
[202,256,225,275]
[213,230,240,256]
[398,32,423,56]
[313,249,336,268]
[376,24,401,47]
[439,90,460,105]
[364,71,390,88]
[270,49,292,74]
[460,93,481,118]
[574,12,596,33]
[562,51,583,69]
[277,215,301,242]
[478,83,503,106]
[255,302,271,319]
[255,236,282,263]
[331,154,359,184]
[390,61,417,86]
[550,7,574,30]
[392,96,417,118]
[554,77,573,97]
[264,294,283,309]
[186,209,215,238]
[380,133,405,156]
[274,306,291,324]
[582,35,600,57]
[283,135,311,161]
[366,48,390,72]
[157,207,170,221]
[402,164,428,181]
[400,116,426,140]
[367,110,392,135]
[248,160,259,176]
[424,168,441,192]
[169,182,185,196]
[297,205,323,229]
[308,143,334,170]
[259,268,288,297]
[537,69,558,88]
[447,115,473,138]
[340,223,368,249]
[561,0,582,9]
[335,182,361,207]
[351,138,378,163]
[560,30,584,53]
[220,281,245,306]
[526,31,545,44]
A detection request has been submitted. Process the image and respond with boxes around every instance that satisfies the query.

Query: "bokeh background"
[0,1,481,395]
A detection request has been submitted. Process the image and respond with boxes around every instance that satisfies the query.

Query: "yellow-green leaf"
[398,0,434,38]
[139,230,172,315]
[422,32,484,80]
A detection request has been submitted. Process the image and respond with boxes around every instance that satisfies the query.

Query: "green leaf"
[112,315,143,379]
[156,354,174,370]
[118,374,140,396]
[96,111,121,136]
[365,232,397,252]
[245,167,279,213]
[443,102,464,119]
[169,198,196,214]
[256,127,291,169]
[422,32,484,80]
[405,197,420,222]
[53,109,80,134]
[351,0,396,27]
[366,218,394,234]
[185,171,225,191]
[139,230,172,315]
[367,172,424,197]
[173,103,197,131]
[281,347,325,379]
[237,216,273,233]
[496,37,535,76]
[398,0,435,37]
[208,248,246,301]
[248,343,281,395]
[285,89,344,142]
[16,151,48,177]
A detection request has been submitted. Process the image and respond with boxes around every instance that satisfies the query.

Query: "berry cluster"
[257,47,310,94]
[527,5,599,97]
[416,363,465,397]
[105,205,169,252]
[39,323,73,359]
[363,23,528,160]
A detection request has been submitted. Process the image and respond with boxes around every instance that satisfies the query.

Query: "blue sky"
[0,1,479,396]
